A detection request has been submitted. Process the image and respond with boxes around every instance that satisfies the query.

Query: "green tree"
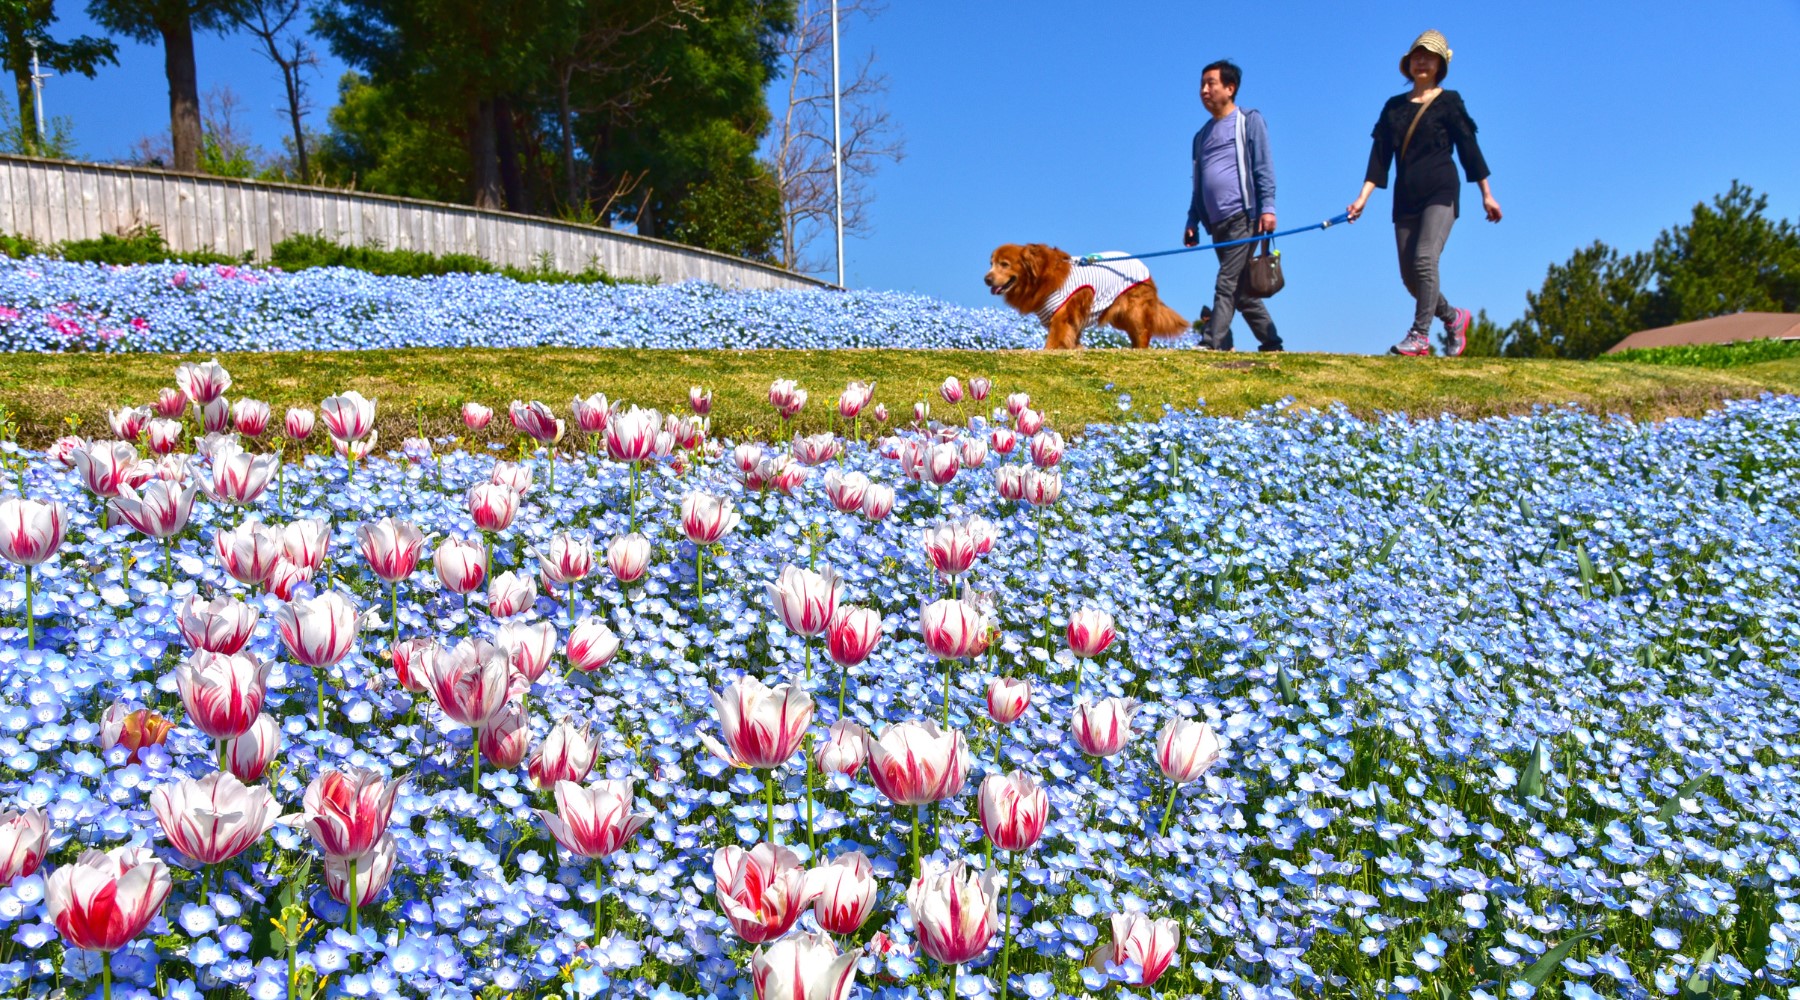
[87,0,243,171]
[311,71,466,202]
[1645,180,1800,325]
[2,1,116,152]
[1503,241,1653,359]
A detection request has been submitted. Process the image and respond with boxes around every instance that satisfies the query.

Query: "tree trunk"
[12,65,36,152]
[158,15,203,172]
[493,94,526,213]
[282,61,308,181]
[466,97,502,209]
[557,67,580,214]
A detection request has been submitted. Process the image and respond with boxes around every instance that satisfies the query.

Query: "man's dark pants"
[1201,211,1282,352]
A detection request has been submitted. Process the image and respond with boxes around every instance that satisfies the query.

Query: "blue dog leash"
[1076,211,1352,265]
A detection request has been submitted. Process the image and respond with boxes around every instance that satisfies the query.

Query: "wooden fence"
[0,154,828,291]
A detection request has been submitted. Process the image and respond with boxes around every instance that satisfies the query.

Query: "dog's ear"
[1018,244,1044,281]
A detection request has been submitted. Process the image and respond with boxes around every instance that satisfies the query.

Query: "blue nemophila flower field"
[1,378,1798,1000]
[0,257,1186,353]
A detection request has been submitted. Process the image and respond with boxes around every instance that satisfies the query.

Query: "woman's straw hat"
[1401,30,1453,82]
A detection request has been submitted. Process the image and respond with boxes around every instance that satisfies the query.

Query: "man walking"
[1183,60,1282,352]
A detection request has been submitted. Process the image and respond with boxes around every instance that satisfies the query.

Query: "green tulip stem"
[941,659,952,726]
[805,740,817,856]
[766,769,779,845]
[22,563,33,651]
[390,582,400,650]
[911,804,922,879]
[1159,782,1180,837]
[472,734,482,793]
[593,857,605,946]
[102,949,112,1000]
[1000,850,1019,1000]
[347,855,360,934]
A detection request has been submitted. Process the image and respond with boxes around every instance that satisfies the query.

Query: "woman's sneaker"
[1389,330,1433,356]
[1442,308,1471,357]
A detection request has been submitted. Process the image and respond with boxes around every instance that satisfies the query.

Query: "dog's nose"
[982,274,994,287]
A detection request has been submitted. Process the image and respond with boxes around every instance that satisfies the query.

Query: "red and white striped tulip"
[329,431,378,461]
[689,386,713,416]
[922,442,959,486]
[73,440,141,499]
[568,393,612,433]
[499,619,558,687]
[232,398,270,437]
[491,460,534,494]
[989,427,1018,456]
[538,779,651,858]
[769,379,807,420]
[323,831,398,909]
[45,846,171,953]
[487,570,537,617]
[535,533,592,585]
[145,418,182,455]
[807,851,879,935]
[478,701,531,768]
[566,618,620,673]
[606,533,650,584]
[767,564,843,637]
[860,484,895,521]
[986,677,1031,725]
[0,498,67,566]
[196,397,232,434]
[108,405,150,441]
[98,703,174,762]
[434,537,487,595]
[1155,717,1223,784]
[681,492,741,544]
[822,470,868,514]
[284,408,315,441]
[939,377,965,405]
[959,437,989,469]
[111,479,200,539]
[509,399,564,443]
[528,718,599,790]
[716,842,816,943]
[865,720,969,806]
[1023,467,1062,506]
[1004,392,1030,416]
[1071,697,1141,758]
[275,591,360,668]
[907,859,999,966]
[224,713,281,782]
[920,523,979,578]
[295,766,408,859]
[151,771,287,865]
[814,719,867,776]
[912,401,930,425]
[390,636,436,693]
[838,380,873,419]
[920,598,989,660]
[48,435,84,467]
[978,772,1049,852]
[701,675,814,770]
[0,809,50,887]
[1029,431,1065,469]
[872,402,889,423]
[319,390,376,441]
[205,447,279,505]
[176,650,271,740]
[155,387,187,417]
[752,933,862,1000]
[792,433,840,467]
[358,518,430,582]
[825,605,883,667]
[969,377,992,401]
[280,518,329,572]
[1101,913,1181,987]
[733,442,765,475]
[605,405,659,463]
[462,401,493,431]
[1015,407,1045,437]
[177,594,258,654]
[1066,607,1117,659]
[468,483,520,532]
[175,359,231,404]
[264,558,312,601]
[966,515,997,556]
[421,638,511,727]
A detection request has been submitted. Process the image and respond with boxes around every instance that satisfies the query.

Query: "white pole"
[28,40,48,141]
[830,0,845,288]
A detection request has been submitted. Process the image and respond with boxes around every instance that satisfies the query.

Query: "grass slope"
[3,348,1798,448]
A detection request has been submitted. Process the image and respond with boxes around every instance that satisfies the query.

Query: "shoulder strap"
[1399,90,1442,161]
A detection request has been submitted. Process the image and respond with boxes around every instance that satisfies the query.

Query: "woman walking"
[1346,30,1501,357]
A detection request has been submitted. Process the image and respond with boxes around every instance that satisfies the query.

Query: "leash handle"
[1079,212,1350,265]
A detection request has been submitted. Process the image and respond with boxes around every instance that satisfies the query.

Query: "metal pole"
[28,40,49,141]
[830,0,845,288]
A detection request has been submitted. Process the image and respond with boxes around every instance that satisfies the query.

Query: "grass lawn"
[3,347,1799,448]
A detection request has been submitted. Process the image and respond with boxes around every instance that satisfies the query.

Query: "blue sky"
[36,0,1800,353]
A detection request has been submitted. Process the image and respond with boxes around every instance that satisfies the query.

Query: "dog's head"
[985,244,1038,297]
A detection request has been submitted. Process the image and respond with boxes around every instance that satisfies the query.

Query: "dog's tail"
[1147,298,1190,338]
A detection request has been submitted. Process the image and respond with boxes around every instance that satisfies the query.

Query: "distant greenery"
[0,226,643,285]
[1600,337,1800,369]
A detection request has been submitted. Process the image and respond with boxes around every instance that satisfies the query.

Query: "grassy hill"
[4,348,1798,449]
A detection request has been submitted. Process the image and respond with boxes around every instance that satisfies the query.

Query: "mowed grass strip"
[3,347,1798,448]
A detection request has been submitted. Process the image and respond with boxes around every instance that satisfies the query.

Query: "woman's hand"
[1346,197,1367,223]
[1483,194,1503,222]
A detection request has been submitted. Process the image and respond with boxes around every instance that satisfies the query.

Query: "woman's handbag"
[1246,239,1284,298]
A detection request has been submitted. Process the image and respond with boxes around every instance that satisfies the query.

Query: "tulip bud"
[978,771,1050,852]
[232,398,271,437]
[825,605,883,667]
[1156,717,1224,784]
[606,533,651,584]
[860,484,895,521]
[1015,407,1045,436]
[479,702,531,768]
[320,390,376,442]
[814,719,867,777]
[689,386,713,416]
[986,677,1031,725]
[528,718,600,789]
[939,377,965,405]
[462,401,493,431]
[0,809,51,887]
[284,408,316,441]
[323,832,399,909]
[435,537,488,595]
[224,713,282,781]
[566,617,620,673]
[1067,606,1117,659]
[1071,696,1140,758]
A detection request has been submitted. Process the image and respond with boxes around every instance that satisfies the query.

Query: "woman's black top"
[1363,89,1490,222]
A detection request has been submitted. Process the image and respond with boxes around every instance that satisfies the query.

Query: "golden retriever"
[985,243,1189,349]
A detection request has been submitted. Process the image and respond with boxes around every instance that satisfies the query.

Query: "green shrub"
[55,228,245,267]
[1601,337,1800,368]
[268,233,635,285]
[0,233,43,259]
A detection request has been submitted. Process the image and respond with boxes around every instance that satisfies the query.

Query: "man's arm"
[1248,111,1276,233]
[1184,130,1204,241]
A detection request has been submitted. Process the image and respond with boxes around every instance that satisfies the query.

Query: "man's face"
[1200,70,1235,115]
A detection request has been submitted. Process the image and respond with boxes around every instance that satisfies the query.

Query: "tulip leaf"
[1658,774,1710,825]
[1276,663,1298,706]
[1575,544,1597,598]
[1515,739,1548,804]
[1519,928,1599,987]
[1373,530,1400,566]
[1422,482,1444,508]
[1679,942,1720,998]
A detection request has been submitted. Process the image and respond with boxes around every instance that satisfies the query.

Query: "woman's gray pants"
[1395,204,1458,336]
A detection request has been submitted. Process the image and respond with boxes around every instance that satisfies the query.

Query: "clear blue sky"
[37,0,1800,353]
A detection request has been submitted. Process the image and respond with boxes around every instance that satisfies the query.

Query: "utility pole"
[28,38,54,145]
[830,0,845,288]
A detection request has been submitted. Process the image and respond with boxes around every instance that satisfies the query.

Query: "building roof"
[1607,312,1800,352]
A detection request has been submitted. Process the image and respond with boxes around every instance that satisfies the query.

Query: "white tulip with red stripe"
[175,359,231,404]
[681,492,741,544]
[1156,717,1224,784]
[509,399,563,443]
[177,594,258,654]
[605,405,659,463]
[920,523,979,578]
[806,852,879,936]
[1066,607,1117,659]
[700,675,813,770]
[864,720,969,806]
[528,719,599,789]
[715,842,816,943]
[1101,913,1181,987]
[478,702,531,768]
[487,570,537,617]
[978,772,1049,852]
[825,605,883,667]
[767,564,842,638]
[985,677,1031,725]
[606,533,650,583]
[284,408,315,440]
[499,619,558,686]
[907,859,999,965]
[434,537,487,595]
[1029,430,1065,469]
[860,484,895,521]
[324,831,398,909]
[151,771,287,865]
[280,518,330,572]
[535,534,592,585]
[319,391,376,441]
[838,381,872,419]
[175,651,272,740]
[357,518,430,582]
[539,779,651,858]
[461,402,492,431]
[45,846,171,953]
[490,460,534,494]
[224,713,281,782]
[752,933,862,1000]
[1071,697,1140,758]
[814,719,867,777]
[468,483,520,532]
[0,498,67,566]
[566,617,620,673]
[275,591,360,668]
[110,479,199,539]
[919,598,989,660]
[823,470,868,514]
[0,808,51,886]
[421,638,511,728]
[232,398,270,436]
[1015,407,1045,436]
[73,440,141,499]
